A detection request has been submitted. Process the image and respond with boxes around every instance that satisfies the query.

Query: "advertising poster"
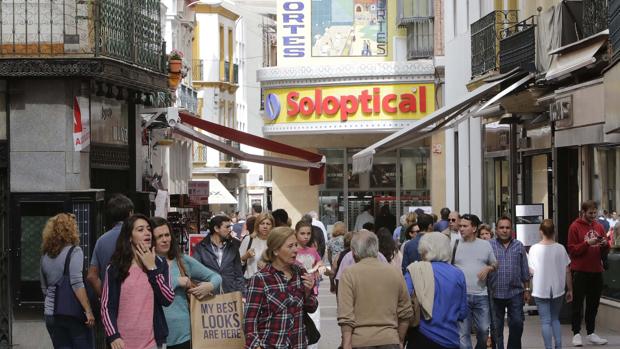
[370,164,396,187]
[312,0,388,57]
[515,204,544,246]
[326,163,344,189]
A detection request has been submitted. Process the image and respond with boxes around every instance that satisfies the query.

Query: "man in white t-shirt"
[354,205,374,232]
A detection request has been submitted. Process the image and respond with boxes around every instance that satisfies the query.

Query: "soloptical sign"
[264,84,435,123]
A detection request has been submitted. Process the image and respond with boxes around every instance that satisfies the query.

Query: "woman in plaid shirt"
[244,226,318,349]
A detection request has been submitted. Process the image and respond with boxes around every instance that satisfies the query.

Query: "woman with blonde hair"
[244,226,318,348]
[240,212,275,279]
[40,213,95,348]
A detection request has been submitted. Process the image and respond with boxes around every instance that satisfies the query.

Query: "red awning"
[174,111,325,185]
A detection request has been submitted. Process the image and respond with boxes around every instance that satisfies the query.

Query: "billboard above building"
[311,0,387,57]
[277,0,398,65]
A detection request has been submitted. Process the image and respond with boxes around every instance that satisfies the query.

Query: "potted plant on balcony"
[168,49,184,73]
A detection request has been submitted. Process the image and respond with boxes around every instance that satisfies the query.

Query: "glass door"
[484,157,510,225]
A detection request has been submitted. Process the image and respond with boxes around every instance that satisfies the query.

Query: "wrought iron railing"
[192,59,204,81]
[177,84,198,115]
[471,10,519,77]
[611,0,620,60]
[0,0,165,73]
[583,0,609,38]
[499,16,537,73]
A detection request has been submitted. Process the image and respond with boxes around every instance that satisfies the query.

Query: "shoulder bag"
[43,246,86,321]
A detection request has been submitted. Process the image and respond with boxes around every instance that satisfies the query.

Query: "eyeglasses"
[449,218,458,222]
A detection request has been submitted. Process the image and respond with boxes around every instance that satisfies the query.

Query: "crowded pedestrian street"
[315,279,620,349]
[2,0,620,349]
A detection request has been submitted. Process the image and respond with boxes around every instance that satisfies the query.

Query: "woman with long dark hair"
[151,216,222,349]
[377,227,402,270]
[101,214,174,349]
[40,213,95,348]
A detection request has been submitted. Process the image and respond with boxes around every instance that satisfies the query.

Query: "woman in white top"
[528,219,573,349]
[240,212,274,279]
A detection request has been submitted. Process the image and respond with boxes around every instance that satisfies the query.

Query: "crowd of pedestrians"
[38,195,613,349]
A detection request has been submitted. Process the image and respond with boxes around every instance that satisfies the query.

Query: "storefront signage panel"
[265,84,435,123]
[90,97,128,146]
[277,0,398,66]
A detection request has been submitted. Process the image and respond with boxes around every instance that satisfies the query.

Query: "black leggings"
[571,271,603,335]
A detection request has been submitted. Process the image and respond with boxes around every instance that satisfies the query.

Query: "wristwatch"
[524,288,531,292]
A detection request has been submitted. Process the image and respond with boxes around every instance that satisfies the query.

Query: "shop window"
[592,146,620,301]
[484,157,510,225]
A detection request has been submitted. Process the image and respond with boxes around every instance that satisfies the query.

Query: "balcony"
[499,16,537,74]
[176,84,198,115]
[0,0,165,73]
[471,10,518,78]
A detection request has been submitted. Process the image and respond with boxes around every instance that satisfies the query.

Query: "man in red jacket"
[568,200,609,346]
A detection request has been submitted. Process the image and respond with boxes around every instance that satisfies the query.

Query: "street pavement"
[315,280,620,349]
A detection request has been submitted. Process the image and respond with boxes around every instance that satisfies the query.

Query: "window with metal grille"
[406,19,434,59]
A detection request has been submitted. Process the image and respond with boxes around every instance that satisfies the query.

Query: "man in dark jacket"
[193,215,246,294]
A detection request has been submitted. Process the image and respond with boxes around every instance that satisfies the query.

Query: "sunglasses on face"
[449,218,458,222]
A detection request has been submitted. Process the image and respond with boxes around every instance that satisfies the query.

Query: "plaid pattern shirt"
[489,238,531,299]
[244,264,318,349]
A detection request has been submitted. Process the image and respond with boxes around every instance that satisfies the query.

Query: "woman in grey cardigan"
[40,213,95,348]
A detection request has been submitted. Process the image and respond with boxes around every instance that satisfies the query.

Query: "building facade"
[258,0,446,229]
[443,0,620,322]
[0,1,170,347]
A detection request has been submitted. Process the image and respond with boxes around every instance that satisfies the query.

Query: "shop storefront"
[260,77,439,229]
[318,144,431,231]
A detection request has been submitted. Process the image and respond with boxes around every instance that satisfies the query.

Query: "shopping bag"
[190,291,245,349]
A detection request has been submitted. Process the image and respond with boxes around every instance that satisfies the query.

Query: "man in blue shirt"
[87,194,134,297]
[488,217,531,349]
[434,207,451,232]
[402,213,434,274]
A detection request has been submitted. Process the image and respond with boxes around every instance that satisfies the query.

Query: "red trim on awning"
[178,111,325,185]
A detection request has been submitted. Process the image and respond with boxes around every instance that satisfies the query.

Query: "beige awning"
[351,71,522,174]
[195,178,238,205]
[545,30,608,81]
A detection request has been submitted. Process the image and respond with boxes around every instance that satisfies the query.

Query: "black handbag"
[303,311,320,345]
[47,246,86,321]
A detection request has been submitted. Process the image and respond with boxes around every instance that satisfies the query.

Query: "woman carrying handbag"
[151,216,222,349]
[40,213,95,348]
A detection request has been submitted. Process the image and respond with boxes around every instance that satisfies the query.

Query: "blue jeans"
[459,295,491,349]
[493,294,524,349]
[535,297,564,349]
[45,315,93,349]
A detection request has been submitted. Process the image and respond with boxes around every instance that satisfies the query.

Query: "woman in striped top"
[101,214,175,349]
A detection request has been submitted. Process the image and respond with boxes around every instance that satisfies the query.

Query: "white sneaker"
[587,333,608,345]
[573,333,583,347]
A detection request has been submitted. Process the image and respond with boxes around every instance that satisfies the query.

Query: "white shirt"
[239,236,268,279]
[528,242,571,299]
[354,211,374,231]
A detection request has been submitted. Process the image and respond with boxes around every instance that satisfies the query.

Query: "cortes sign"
[264,84,435,123]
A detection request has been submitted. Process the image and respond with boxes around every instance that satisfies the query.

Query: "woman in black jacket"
[100,214,174,349]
